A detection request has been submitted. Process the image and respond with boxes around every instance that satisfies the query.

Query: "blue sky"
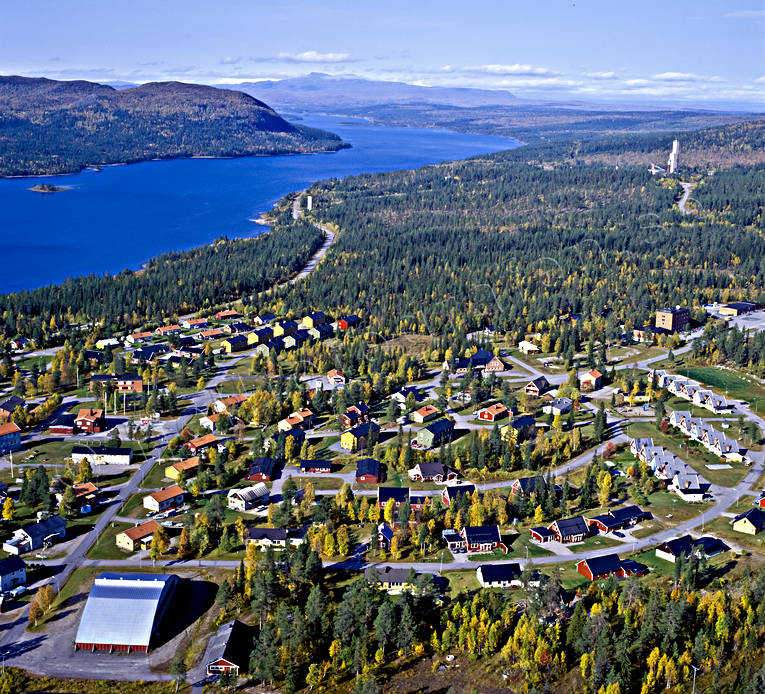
[2,0,763,108]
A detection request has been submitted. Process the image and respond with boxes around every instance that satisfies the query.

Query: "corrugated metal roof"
[75,573,177,648]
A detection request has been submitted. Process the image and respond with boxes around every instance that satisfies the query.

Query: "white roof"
[228,483,269,503]
[75,573,177,648]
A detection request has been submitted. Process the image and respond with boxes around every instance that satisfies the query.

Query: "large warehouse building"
[74,573,178,653]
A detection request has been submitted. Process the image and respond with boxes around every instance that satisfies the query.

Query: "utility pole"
[691,664,699,694]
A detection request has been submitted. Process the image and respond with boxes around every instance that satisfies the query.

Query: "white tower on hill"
[667,139,679,174]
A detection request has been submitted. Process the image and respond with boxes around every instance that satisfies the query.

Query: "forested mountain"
[0,76,348,176]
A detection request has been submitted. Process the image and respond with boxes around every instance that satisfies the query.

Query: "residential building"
[477,403,508,422]
[542,398,572,415]
[223,321,250,335]
[308,324,334,341]
[0,556,26,592]
[529,526,556,543]
[669,470,707,503]
[655,307,690,332]
[277,408,315,432]
[49,414,76,435]
[578,369,603,391]
[587,505,652,533]
[214,394,247,413]
[340,421,380,451]
[200,412,236,432]
[164,457,199,481]
[205,620,248,677]
[126,331,153,344]
[377,487,410,509]
[143,485,185,513]
[391,386,426,407]
[577,554,647,581]
[327,369,345,386]
[186,434,223,455]
[272,320,299,337]
[356,458,382,484]
[444,348,505,375]
[3,516,66,555]
[408,462,457,483]
[116,521,160,552]
[518,340,540,355]
[415,418,455,449]
[299,459,332,473]
[221,335,249,354]
[524,376,550,397]
[246,457,278,482]
[302,312,329,329]
[732,508,765,535]
[228,484,269,511]
[154,324,182,336]
[411,404,439,423]
[198,328,224,340]
[476,563,523,589]
[341,403,370,428]
[655,535,730,563]
[71,445,133,466]
[55,482,98,513]
[500,414,537,443]
[377,522,394,550]
[74,408,105,434]
[548,516,590,544]
[441,482,476,507]
[460,525,507,554]
[215,309,240,320]
[181,318,208,330]
[247,327,274,345]
[0,396,25,422]
[0,422,21,455]
[338,315,361,330]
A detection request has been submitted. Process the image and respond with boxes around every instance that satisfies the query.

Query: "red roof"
[0,422,21,436]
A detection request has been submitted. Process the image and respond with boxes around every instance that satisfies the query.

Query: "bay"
[0,115,519,294]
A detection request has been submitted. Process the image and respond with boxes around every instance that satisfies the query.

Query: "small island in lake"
[28,183,70,193]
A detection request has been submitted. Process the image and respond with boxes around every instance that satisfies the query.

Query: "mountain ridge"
[0,75,348,177]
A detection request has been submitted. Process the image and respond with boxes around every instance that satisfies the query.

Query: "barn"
[74,573,178,653]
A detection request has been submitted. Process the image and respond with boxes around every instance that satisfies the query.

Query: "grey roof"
[205,620,246,668]
[75,573,178,648]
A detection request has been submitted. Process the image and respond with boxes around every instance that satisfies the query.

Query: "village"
[0,296,763,686]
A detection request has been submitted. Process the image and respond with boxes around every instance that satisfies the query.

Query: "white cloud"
[586,71,617,80]
[624,79,650,87]
[465,63,555,76]
[651,72,698,82]
[756,76,765,83]
[278,51,351,63]
[724,10,765,20]
[220,56,241,65]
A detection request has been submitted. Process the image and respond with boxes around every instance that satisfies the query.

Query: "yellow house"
[165,457,199,481]
[221,335,248,354]
[365,566,419,594]
[302,312,327,329]
[732,508,765,535]
[115,520,159,552]
[340,430,358,451]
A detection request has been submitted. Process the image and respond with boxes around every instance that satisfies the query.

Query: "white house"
[227,484,269,512]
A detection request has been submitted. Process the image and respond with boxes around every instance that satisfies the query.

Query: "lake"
[0,116,520,294]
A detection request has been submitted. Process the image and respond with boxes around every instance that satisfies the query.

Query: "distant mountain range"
[0,76,347,177]
[227,72,524,110]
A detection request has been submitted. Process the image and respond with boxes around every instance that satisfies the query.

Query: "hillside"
[0,76,348,176]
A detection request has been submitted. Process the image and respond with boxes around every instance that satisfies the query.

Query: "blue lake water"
[0,115,520,294]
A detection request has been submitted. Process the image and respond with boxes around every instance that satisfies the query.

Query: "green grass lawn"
[119,492,149,519]
[140,460,172,489]
[442,569,480,597]
[625,421,749,488]
[673,366,765,415]
[704,515,765,555]
[86,521,137,560]
[292,476,345,491]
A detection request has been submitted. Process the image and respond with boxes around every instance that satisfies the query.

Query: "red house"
[356,458,381,484]
[75,408,105,434]
[299,459,332,474]
[460,525,507,554]
[477,403,508,422]
[577,554,647,581]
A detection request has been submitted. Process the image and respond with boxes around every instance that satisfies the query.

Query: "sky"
[2,0,764,109]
